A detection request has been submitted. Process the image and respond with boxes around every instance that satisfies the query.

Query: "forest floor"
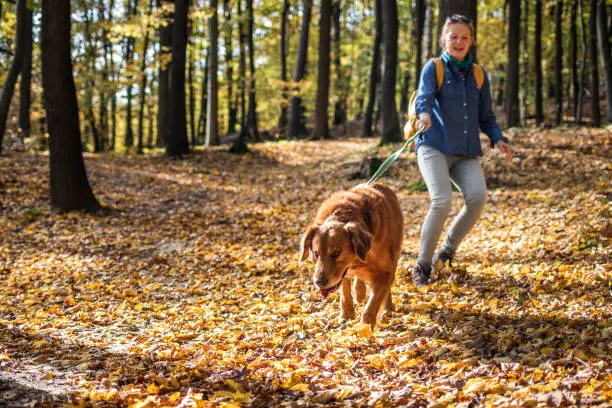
[0,126,610,407]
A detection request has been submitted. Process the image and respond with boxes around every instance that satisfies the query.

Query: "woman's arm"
[415,60,439,130]
[478,68,512,161]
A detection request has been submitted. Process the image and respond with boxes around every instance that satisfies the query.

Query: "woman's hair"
[439,14,475,50]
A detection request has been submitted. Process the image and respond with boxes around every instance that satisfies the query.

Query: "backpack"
[404,58,485,147]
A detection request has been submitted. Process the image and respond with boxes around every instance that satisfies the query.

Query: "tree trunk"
[414,0,425,84]
[166,0,190,156]
[571,0,579,121]
[18,4,32,144]
[84,8,101,152]
[0,0,26,153]
[224,0,237,134]
[229,0,249,154]
[157,0,172,148]
[109,0,117,151]
[363,0,382,137]
[312,0,332,140]
[437,0,477,55]
[554,0,563,126]
[206,0,220,146]
[578,0,587,122]
[287,0,312,139]
[41,0,101,213]
[332,1,346,126]
[278,0,290,131]
[534,0,543,125]
[137,0,153,154]
[245,0,259,141]
[589,0,601,126]
[520,0,528,126]
[506,0,520,128]
[124,0,139,149]
[379,0,401,144]
[99,0,111,151]
[399,71,410,114]
[197,47,208,143]
[597,0,612,122]
[188,36,196,146]
[423,0,434,61]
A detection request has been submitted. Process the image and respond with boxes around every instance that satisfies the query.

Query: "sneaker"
[433,247,455,271]
[412,262,432,288]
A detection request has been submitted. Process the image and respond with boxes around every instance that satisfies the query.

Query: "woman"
[412,14,512,287]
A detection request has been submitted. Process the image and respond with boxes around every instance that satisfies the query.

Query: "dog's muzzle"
[317,268,348,299]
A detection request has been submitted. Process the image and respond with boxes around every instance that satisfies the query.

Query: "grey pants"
[416,145,488,266]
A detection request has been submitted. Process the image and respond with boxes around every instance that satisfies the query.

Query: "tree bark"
[571,0,579,121]
[84,8,101,152]
[206,0,219,146]
[506,0,521,128]
[166,0,190,156]
[224,0,237,134]
[99,0,111,151]
[332,1,346,126]
[278,0,290,131]
[363,0,382,137]
[423,0,434,61]
[589,0,601,126]
[124,0,139,149]
[197,47,208,143]
[157,0,172,148]
[554,0,563,126]
[287,0,312,139]
[379,0,401,144]
[18,4,32,143]
[0,0,26,153]
[534,0,543,124]
[41,0,101,213]
[137,0,153,154]
[414,0,425,84]
[578,0,587,122]
[188,35,196,146]
[245,0,259,141]
[312,0,332,140]
[597,0,612,122]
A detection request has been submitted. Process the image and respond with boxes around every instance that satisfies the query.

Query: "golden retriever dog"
[299,182,403,327]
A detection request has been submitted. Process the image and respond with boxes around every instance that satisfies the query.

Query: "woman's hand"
[495,140,512,162]
[417,113,432,132]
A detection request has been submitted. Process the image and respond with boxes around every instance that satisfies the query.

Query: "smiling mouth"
[318,268,348,299]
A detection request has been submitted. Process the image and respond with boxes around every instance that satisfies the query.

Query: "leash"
[367,127,425,185]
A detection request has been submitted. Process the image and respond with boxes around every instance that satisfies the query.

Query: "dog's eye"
[312,251,319,260]
[331,250,341,259]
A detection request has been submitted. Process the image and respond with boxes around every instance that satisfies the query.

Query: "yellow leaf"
[290,383,309,392]
[146,383,159,394]
[354,322,373,337]
[463,379,487,394]
[398,357,419,369]
[167,392,181,404]
[224,379,244,393]
[539,347,555,355]
[32,340,49,348]
[335,386,354,401]
[134,303,143,312]
[572,349,588,360]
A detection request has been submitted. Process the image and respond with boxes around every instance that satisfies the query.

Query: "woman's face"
[444,23,472,62]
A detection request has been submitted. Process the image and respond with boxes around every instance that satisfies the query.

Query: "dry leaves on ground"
[0,127,610,407]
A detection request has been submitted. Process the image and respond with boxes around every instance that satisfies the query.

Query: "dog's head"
[299,220,372,299]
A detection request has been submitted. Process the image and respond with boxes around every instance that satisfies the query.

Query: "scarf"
[442,51,473,71]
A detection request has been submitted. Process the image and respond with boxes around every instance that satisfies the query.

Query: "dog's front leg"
[340,278,355,321]
[353,279,367,305]
[361,283,390,327]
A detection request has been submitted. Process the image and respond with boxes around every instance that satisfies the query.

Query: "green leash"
[367,127,425,185]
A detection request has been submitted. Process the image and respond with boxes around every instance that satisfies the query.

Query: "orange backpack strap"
[472,63,485,89]
[432,58,445,92]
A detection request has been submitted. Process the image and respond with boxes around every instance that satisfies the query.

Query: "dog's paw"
[339,311,356,323]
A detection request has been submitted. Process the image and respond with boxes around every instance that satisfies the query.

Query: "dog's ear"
[299,224,318,262]
[344,222,372,262]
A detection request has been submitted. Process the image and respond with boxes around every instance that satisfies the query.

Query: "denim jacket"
[415,57,507,157]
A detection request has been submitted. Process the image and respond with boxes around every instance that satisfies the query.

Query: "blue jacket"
[415,57,507,157]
